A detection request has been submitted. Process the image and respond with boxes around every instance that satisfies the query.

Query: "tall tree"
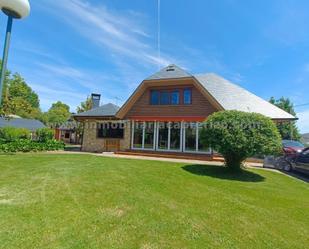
[0,69,41,118]
[75,97,93,141]
[77,96,92,113]
[269,97,301,141]
[8,73,39,108]
[45,101,71,126]
[0,61,11,116]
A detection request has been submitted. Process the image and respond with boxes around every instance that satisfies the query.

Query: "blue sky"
[1,0,309,133]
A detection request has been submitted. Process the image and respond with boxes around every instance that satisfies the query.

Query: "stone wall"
[81,120,131,152]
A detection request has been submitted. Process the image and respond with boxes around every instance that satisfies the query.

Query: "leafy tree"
[0,69,41,119]
[75,96,93,143]
[0,62,11,116]
[269,97,301,141]
[45,101,71,126]
[8,74,39,108]
[200,111,282,170]
[77,96,92,113]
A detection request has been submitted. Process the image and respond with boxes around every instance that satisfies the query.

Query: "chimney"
[91,93,101,109]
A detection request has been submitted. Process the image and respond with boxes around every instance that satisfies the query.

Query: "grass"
[0,154,308,249]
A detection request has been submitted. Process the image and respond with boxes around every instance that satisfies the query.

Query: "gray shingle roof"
[194,73,296,120]
[145,64,192,80]
[0,117,46,131]
[74,103,120,117]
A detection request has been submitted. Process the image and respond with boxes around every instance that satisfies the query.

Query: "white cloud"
[297,109,309,134]
[41,0,174,68]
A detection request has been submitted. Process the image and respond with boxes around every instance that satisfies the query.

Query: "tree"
[269,97,301,141]
[8,74,39,108]
[75,96,93,143]
[0,70,41,119]
[45,101,71,126]
[77,96,92,113]
[200,111,282,170]
[0,61,11,116]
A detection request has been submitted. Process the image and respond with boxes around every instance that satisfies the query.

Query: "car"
[263,141,306,171]
[282,140,305,155]
[283,147,309,175]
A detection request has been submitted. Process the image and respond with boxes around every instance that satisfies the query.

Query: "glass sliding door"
[198,123,210,153]
[184,122,197,152]
[132,121,211,154]
[170,122,181,151]
[158,122,169,150]
[132,121,155,150]
[144,122,155,149]
[133,121,143,148]
[183,122,211,154]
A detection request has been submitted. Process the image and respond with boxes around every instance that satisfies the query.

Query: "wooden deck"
[115,150,224,162]
[115,150,263,164]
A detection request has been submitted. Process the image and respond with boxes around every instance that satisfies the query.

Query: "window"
[171,90,180,105]
[160,91,170,105]
[133,122,143,148]
[170,122,181,150]
[183,122,210,153]
[198,123,210,152]
[150,90,159,105]
[185,123,197,151]
[65,132,70,139]
[144,122,155,149]
[97,123,124,139]
[183,89,192,104]
[158,122,169,150]
[133,122,155,149]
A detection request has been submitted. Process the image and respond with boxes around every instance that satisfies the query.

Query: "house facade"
[74,65,295,156]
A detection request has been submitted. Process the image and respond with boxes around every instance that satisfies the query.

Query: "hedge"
[0,139,65,153]
[0,127,30,142]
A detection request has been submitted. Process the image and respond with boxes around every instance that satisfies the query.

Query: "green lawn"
[0,154,308,249]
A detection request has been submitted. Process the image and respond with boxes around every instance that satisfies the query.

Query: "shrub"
[0,139,65,153]
[36,128,54,142]
[0,127,30,142]
[200,111,282,170]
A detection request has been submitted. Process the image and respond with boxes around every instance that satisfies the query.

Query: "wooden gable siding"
[124,79,218,119]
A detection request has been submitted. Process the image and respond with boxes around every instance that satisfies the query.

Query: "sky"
[0,0,308,133]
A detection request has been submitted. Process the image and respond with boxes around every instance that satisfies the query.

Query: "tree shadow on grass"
[182,165,265,182]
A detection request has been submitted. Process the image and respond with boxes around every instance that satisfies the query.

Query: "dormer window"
[150,88,189,105]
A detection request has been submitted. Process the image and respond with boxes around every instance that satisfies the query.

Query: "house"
[0,116,46,137]
[74,64,295,157]
[54,119,81,144]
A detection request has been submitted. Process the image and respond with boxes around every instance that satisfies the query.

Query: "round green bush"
[36,128,55,142]
[200,111,282,170]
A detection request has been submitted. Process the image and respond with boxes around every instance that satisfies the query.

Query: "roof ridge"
[145,64,192,81]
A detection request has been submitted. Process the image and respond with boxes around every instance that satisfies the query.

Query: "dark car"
[284,147,309,175]
[282,140,305,155]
